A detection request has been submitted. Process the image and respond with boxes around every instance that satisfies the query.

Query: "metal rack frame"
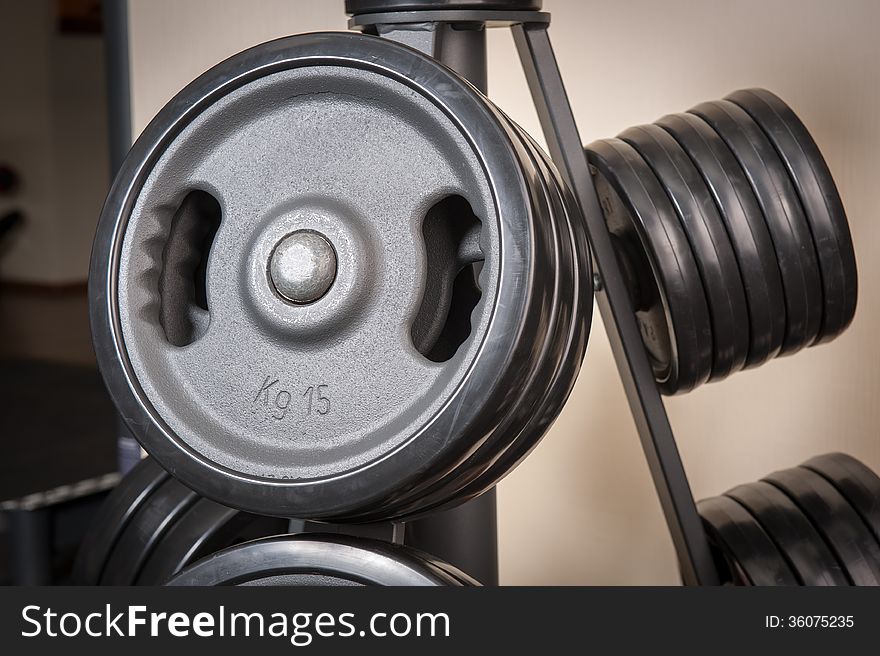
[101,0,721,586]
[350,1,720,586]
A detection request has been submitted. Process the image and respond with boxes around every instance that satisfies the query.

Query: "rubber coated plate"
[91,32,586,520]
[440,120,590,510]
[764,467,880,585]
[477,123,589,477]
[100,477,199,585]
[620,124,749,380]
[332,97,591,520]
[137,498,289,585]
[424,553,480,586]
[656,112,785,367]
[691,100,823,353]
[72,457,168,584]
[167,534,475,586]
[802,453,880,548]
[697,495,798,585]
[726,89,857,341]
[587,138,712,394]
[726,481,848,585]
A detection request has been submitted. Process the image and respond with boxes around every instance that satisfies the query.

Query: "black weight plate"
[436,117,572,506]
[620,124,749,380]
[478,123,588,476]
[136,498,289,585]
[72,457,168,585]
[726,481,848,585]
[90,31,585,522]
[100,476,199,585]
[167,534,476,586]
[802,453,880,547]
[656,112,785,367]
[726,89,857,342]
[587,138,712,394]
[690,100,823,353]
[336,100,588,520]
[427,556,480,586]
[437,119,590,511]
[697,495,798,585]
[764,467,880,585]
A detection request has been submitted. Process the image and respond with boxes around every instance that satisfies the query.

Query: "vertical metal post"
[434,22,488,94]
[405,492,498,585]
[510,21,718,585]
[102,0,132,176]
[101,0,140,475]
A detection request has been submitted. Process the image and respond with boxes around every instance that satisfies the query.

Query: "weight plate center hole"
[269,230,338,305]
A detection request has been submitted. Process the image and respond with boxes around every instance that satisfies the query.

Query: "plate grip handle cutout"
[158,190,222,346]
[411,195,484,363]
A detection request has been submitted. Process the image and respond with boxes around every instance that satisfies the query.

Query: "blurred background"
[1,0,877,584]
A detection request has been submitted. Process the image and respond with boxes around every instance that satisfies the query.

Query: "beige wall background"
[127,0,880,584]
[0,0,108,284]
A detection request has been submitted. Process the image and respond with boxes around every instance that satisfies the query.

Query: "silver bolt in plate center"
[269,230,337,304]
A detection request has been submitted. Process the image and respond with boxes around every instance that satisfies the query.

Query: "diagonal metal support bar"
[511,21,719,586]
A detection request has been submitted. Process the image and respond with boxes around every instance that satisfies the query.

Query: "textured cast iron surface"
[118,63,497,483]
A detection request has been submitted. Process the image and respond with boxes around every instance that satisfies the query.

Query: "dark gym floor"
[0,285,117,583]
